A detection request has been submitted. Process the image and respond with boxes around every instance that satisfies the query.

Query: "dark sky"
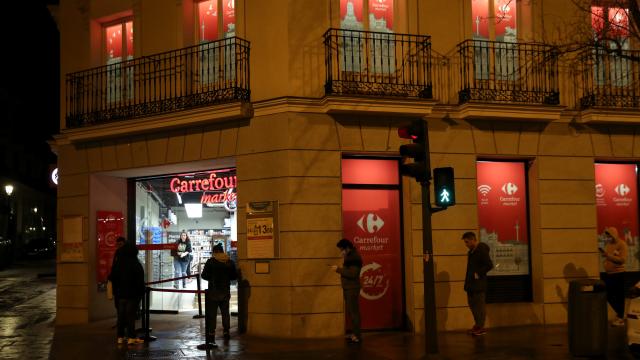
[0,1,59,190]
[0,1,59,142]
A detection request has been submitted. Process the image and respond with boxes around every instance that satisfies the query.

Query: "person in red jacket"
[462,231,493,336]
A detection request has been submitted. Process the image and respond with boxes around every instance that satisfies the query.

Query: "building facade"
[53,0,640,338]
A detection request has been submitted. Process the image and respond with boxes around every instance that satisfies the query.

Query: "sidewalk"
[48,311,638,360]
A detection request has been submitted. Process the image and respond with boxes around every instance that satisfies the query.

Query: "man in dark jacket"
[201,243,237,342]
[332,238,363,343]
[108,240,145,345]
[462,231,493,336]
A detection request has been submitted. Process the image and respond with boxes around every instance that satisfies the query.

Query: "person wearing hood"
[600,226,628,327]
[201,243,237,342]
[331,238,363,343]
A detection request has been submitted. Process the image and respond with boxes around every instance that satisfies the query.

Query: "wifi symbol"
[477,185,492,196]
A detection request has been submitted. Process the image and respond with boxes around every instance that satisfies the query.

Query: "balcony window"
[591,6,630,87]
[104,20,133,103]
[471,0,518,81]
[339,0,394,74]
[197,0,236,85]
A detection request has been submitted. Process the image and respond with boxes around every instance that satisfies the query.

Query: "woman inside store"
[172,232,192,289]
[109,239,145,345]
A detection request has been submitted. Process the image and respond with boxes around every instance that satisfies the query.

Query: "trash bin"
[568,279,608,357]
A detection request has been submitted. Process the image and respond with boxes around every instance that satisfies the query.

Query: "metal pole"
[193,274,204,319]
[422,121,438,354]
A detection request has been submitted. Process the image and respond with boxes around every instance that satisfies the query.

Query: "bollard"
[193,274,204,319]
[197,290,217,350]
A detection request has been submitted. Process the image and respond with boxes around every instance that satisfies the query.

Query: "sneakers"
[127,338,144,345]
[471,327,487,336]
[116,337,124,344]
[612,318,625,327]
[347,334,361,343]
[173,284,179,289]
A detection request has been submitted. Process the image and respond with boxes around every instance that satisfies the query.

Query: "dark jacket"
[171,239,192,262]
[201,253,237,299]
[464,242,493,293]
[108,242,145,299]
[337,248,363,290]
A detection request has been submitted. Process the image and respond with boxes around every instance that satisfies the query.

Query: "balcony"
[457,39,559,105]
[580,48,640,109]
[65,37,250,129]
[323,28,432,99]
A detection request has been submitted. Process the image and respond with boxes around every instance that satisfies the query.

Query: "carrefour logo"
[615,183,631,196]
[357,213,384,234]
[501,182,518,195]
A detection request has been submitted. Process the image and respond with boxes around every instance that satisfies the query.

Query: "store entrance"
[133,168,238,314]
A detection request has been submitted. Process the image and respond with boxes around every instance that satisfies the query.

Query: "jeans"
[602,272,625,318]
[205,291,231,336]
[467,291,487,328]
[344,288,361,338]
[174,258,188,287]
[117,298,139,338]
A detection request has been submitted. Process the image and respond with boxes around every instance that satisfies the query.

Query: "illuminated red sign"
[169,172,236,205]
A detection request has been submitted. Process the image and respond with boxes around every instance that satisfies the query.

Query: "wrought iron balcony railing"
[66,37,250,128]
[323,28,432,98]
[458,39,559,105]
[580,48,640,108]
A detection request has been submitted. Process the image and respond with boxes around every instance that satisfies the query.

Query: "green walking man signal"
[433,167,455,208]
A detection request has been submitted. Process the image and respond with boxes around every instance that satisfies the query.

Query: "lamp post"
[4,184,15,242]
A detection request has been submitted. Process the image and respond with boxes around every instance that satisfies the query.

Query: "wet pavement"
[2,260,640,359]
[0,258,56,360]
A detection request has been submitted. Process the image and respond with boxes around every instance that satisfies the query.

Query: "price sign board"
[246,201,279,259]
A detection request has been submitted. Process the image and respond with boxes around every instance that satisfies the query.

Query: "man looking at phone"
[600,227,628,327]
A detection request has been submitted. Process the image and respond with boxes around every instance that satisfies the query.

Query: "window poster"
[105,21,133,62]
[494,0,516,41]
[198,0,219,42]
[472,0,490,40]
[97,211,124,290]
[342,188,402,329]
[368,0,393,32]
[340,0,363,30]
[223,0,236,38]
[595,163,640,272]
[476,161,529,276]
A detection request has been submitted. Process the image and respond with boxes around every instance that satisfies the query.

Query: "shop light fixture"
[176,192,182,204]
[184,203,202,218]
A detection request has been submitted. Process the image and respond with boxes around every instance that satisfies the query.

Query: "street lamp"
[4,185,13,196]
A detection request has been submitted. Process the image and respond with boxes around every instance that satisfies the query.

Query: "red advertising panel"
[341,158,398,185]
[595,163,639,271]
[198,0,219,41]
[494,0,516,40]
[472,0,490,39]
[106,23,124,60]
[125,21,133,57]
[368,0,393,31]
[97,211,124,289]
[476,161,529,275]
[342,188,402,329]
[223,0,236,37]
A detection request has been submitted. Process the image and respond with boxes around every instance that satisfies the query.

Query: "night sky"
[0,1,59,191]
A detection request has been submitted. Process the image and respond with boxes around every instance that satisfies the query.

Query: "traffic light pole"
[421,128,438,355]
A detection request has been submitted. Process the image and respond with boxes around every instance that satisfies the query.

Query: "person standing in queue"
[172,232,192,289]
[109,239,145,345]
[201,243,237,342]
[462,231,493,336]
[600,226,628,327]
[331,238,363,344]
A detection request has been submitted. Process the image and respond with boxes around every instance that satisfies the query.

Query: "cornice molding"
[450,102,566,122]
[252,96,436,118]
[56,101,253,145]
[578,108,640,124]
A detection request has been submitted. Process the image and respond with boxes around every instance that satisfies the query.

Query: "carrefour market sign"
[169,172,237,205]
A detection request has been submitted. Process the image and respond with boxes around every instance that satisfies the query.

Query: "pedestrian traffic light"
[433,167,455,208]
[398,120,429,183]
